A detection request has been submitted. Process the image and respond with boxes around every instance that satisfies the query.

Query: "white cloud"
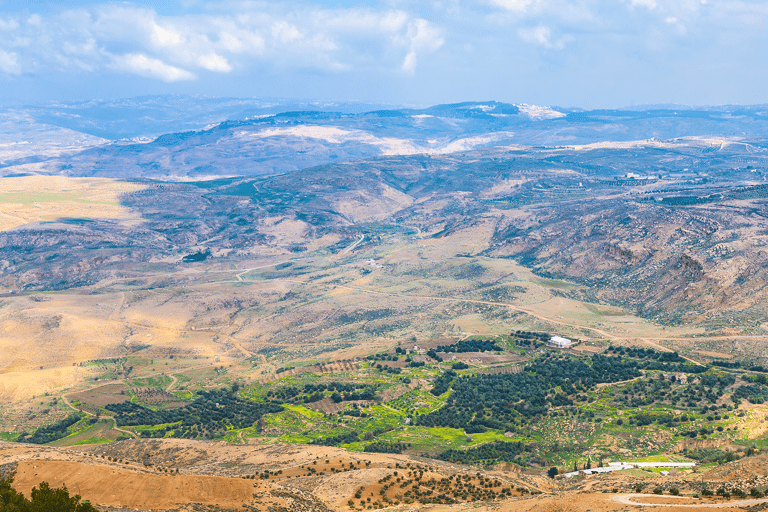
[271,21,302,45]
[490,0,536,12]
[402,18,443,73]
[0,17,19,31]
[518,25,571,49]
[2,0,764,105]
[402,50,417,72]
[151,23,185,47]
[197,52,232,72]
[631,0,658,9]
[0,49,20,74]
[0,3,443,80]
[111,53,196,81]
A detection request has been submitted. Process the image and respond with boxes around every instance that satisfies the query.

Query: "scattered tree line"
[437,339,502,353]
[733,384,768,404]
[438,441,530,464]
[426,350,443,362]
[417,354,641,432]
[430,370,456,396]
[364,442,409,453]
[711,359,768,373]
[511,330,550,347]
[606,346,686,363]
[17,414,85,445]
[310,430,359,446]
[105,389,283,439]
[267,382,377,403]
[0,477,98,512]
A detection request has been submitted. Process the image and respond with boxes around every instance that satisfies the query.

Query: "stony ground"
[4,439,768,512]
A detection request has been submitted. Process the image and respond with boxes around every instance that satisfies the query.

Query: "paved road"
[612,493,768,508]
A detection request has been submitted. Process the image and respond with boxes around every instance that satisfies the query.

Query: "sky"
[0,0,766,108]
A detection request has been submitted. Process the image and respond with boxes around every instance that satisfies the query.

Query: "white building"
[548,336,572,348]
[560,461,695,479]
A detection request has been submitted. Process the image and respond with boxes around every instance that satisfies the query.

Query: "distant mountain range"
[2,97,768,179]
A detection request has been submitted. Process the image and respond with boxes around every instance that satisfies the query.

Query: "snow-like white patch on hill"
[238,126,423,155]
[516,104,566,120]
[436,132,515,153]
[238,125,517,156]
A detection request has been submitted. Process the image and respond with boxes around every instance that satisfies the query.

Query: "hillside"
[4,101,768,511]
[4,100,768,179]
[3,138,768,335]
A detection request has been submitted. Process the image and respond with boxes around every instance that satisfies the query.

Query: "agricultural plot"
[131,387,186,408]
[68,383,128,407]
[15,318,768,478]
[386,389,443,415]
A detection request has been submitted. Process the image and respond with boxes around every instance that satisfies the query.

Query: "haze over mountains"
[2,96,768,339]
[2,97,768,179]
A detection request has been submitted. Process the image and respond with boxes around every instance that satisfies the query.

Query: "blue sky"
[0,0,766,107]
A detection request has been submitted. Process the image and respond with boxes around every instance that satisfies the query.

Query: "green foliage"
[17,414,82,445]
[430,370,456,396]
[267,381,376,403]
[417,354,639,431]
[0,477,97,512]
[310,430,359,446]
[606,346,685,363]
[363,442,409,454]
[105,388,282,439]
[511,331,549,348]
[733,384,768,404]
[426,350,443,362]
[438,441,529,465]
[437,339,502,353]
[683,448,736,463]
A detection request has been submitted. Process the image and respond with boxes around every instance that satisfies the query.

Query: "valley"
[3,101,768,510]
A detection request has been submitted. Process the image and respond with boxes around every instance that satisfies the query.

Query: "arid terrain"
[6,438,768,511]
[3,101,768,511]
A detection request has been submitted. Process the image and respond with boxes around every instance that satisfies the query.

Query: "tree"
[0,477,98,512]
[547,467,559,479]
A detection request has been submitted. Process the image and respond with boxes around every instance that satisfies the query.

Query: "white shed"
[549,336,572,348]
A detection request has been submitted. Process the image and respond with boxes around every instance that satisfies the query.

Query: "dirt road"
[612,493,768,508]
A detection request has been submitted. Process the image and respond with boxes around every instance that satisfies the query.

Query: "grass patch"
[0,432,18,441]
[282,404,325,419]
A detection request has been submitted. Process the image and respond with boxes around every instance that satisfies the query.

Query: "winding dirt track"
[612,493,768,508]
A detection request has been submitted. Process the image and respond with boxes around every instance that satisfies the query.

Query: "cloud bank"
[0,0,766,107]
[0,2,443,81]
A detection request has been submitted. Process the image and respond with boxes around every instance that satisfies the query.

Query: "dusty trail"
[165,373,178,392]
[328,282,629,342]
[60,391,138,439]
[341,234,365,255]
[108,292,125,321]
[612,494,768,508]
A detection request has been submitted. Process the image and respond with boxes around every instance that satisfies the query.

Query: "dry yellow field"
[0,176,145,231]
